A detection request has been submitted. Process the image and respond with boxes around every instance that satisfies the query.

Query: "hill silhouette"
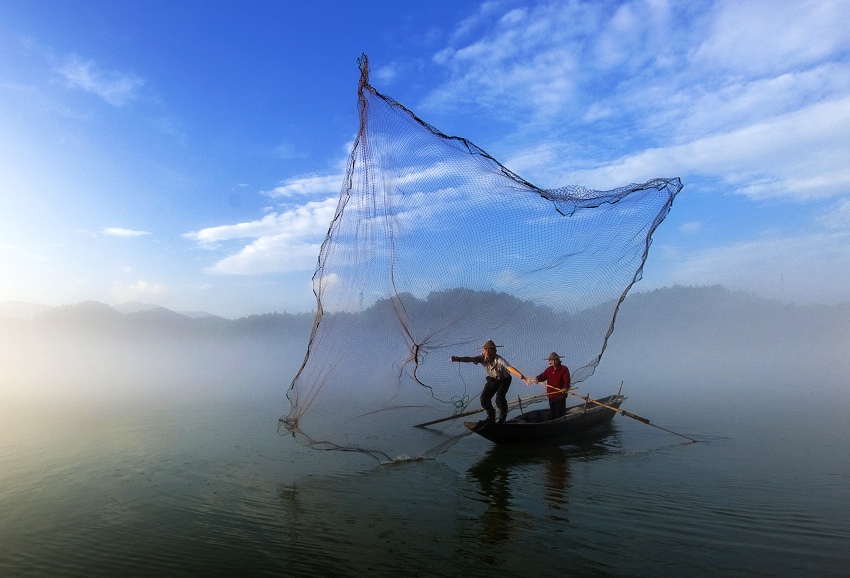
[1,286,846,404]
[595,285,850,404]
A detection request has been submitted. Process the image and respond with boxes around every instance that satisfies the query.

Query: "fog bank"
[1,287,847,412]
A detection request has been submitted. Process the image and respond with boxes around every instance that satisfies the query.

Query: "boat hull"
[465,394,624,445]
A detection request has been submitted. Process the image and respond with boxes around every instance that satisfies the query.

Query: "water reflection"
[276,459,472,577]
[542,447,570,518]
[465,431,616,549]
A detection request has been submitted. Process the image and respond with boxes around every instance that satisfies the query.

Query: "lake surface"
[1,386,848,577]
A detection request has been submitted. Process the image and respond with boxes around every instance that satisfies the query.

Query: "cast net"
[279,55,682,461]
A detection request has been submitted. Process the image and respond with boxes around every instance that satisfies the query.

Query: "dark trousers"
[549,396,567,420]
[481,376,512,421]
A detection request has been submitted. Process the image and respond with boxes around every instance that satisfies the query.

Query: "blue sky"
[1,0,849,318]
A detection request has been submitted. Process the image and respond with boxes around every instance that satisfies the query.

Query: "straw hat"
[545,352,563,360]
[481,339,500,350]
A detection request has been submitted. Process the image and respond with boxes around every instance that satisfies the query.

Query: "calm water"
[1,387,848,577]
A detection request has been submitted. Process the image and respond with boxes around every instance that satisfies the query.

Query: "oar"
[568,391,697,443]
[413,392,549,428]
[413,407,484,428]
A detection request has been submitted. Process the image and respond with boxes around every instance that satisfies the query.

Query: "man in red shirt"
[526,351,571,420]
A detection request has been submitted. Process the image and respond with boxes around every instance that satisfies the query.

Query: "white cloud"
[111,280,165,302]
[208,237,323,275]
[274,143,307,160]
[693,0,850,75]
[450,0,504,43]
[662,62,850,143]
[264,174,344,198]
[185,197,337,246]
[425,1,681,121]
[58,58,144,106]
[566,96,850,200]
[184,197,338,274]
[424,3,591,118]
[101,228,151,237]
[503,141,573,182]
[592,0,672,70]
[374,62,401,84]
[318,272,341,288]
[420,1,850,205]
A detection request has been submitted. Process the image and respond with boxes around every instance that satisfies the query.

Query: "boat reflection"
[465,427,618,548]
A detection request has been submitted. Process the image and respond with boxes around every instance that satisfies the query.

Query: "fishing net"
[279,55,682,461]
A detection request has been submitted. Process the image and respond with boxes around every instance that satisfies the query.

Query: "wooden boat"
[464,394,625,445]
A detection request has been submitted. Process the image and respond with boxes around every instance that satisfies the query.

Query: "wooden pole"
[567,391,697,443]
[413,392,548,428]
[413,407,484,428]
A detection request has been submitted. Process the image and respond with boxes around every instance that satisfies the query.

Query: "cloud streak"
[566,95,850,199]
[58,58,144,106]
[264,174,344,198]
[183,197,338,274]
[111,280,165,302]
[101,228,151,237]
[693,0,850,74]
[424,0,850,203]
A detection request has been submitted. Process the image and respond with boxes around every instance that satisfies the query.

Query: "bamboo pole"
[413,392,548,428]
[567,391,697,443]
[413,407,484,428]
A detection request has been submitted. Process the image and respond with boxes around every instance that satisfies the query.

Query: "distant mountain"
[3,288,848,352]
[36,300,125,327]
[179,310,220,319]
[614,284,850,342]
[1,300,218,323]
[594,284,850,392]
[0,299,313,340]
[0,301,52,319]
[2,287,847,403]
[113,301,218,318]
[112,301,161,314]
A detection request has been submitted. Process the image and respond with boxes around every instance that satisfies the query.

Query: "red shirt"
[535,365,570,399]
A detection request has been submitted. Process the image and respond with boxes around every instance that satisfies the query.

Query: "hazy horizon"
[2,281,849,321]
[2,285,847,413]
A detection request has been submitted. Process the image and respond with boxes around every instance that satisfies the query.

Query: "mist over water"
[0,304,313,406]
[1,285,849,575]
[4,285,847,409]
[2,285,849,457]
[597,286,850,401]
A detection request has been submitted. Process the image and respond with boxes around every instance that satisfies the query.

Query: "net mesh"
[279,55,682,461]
